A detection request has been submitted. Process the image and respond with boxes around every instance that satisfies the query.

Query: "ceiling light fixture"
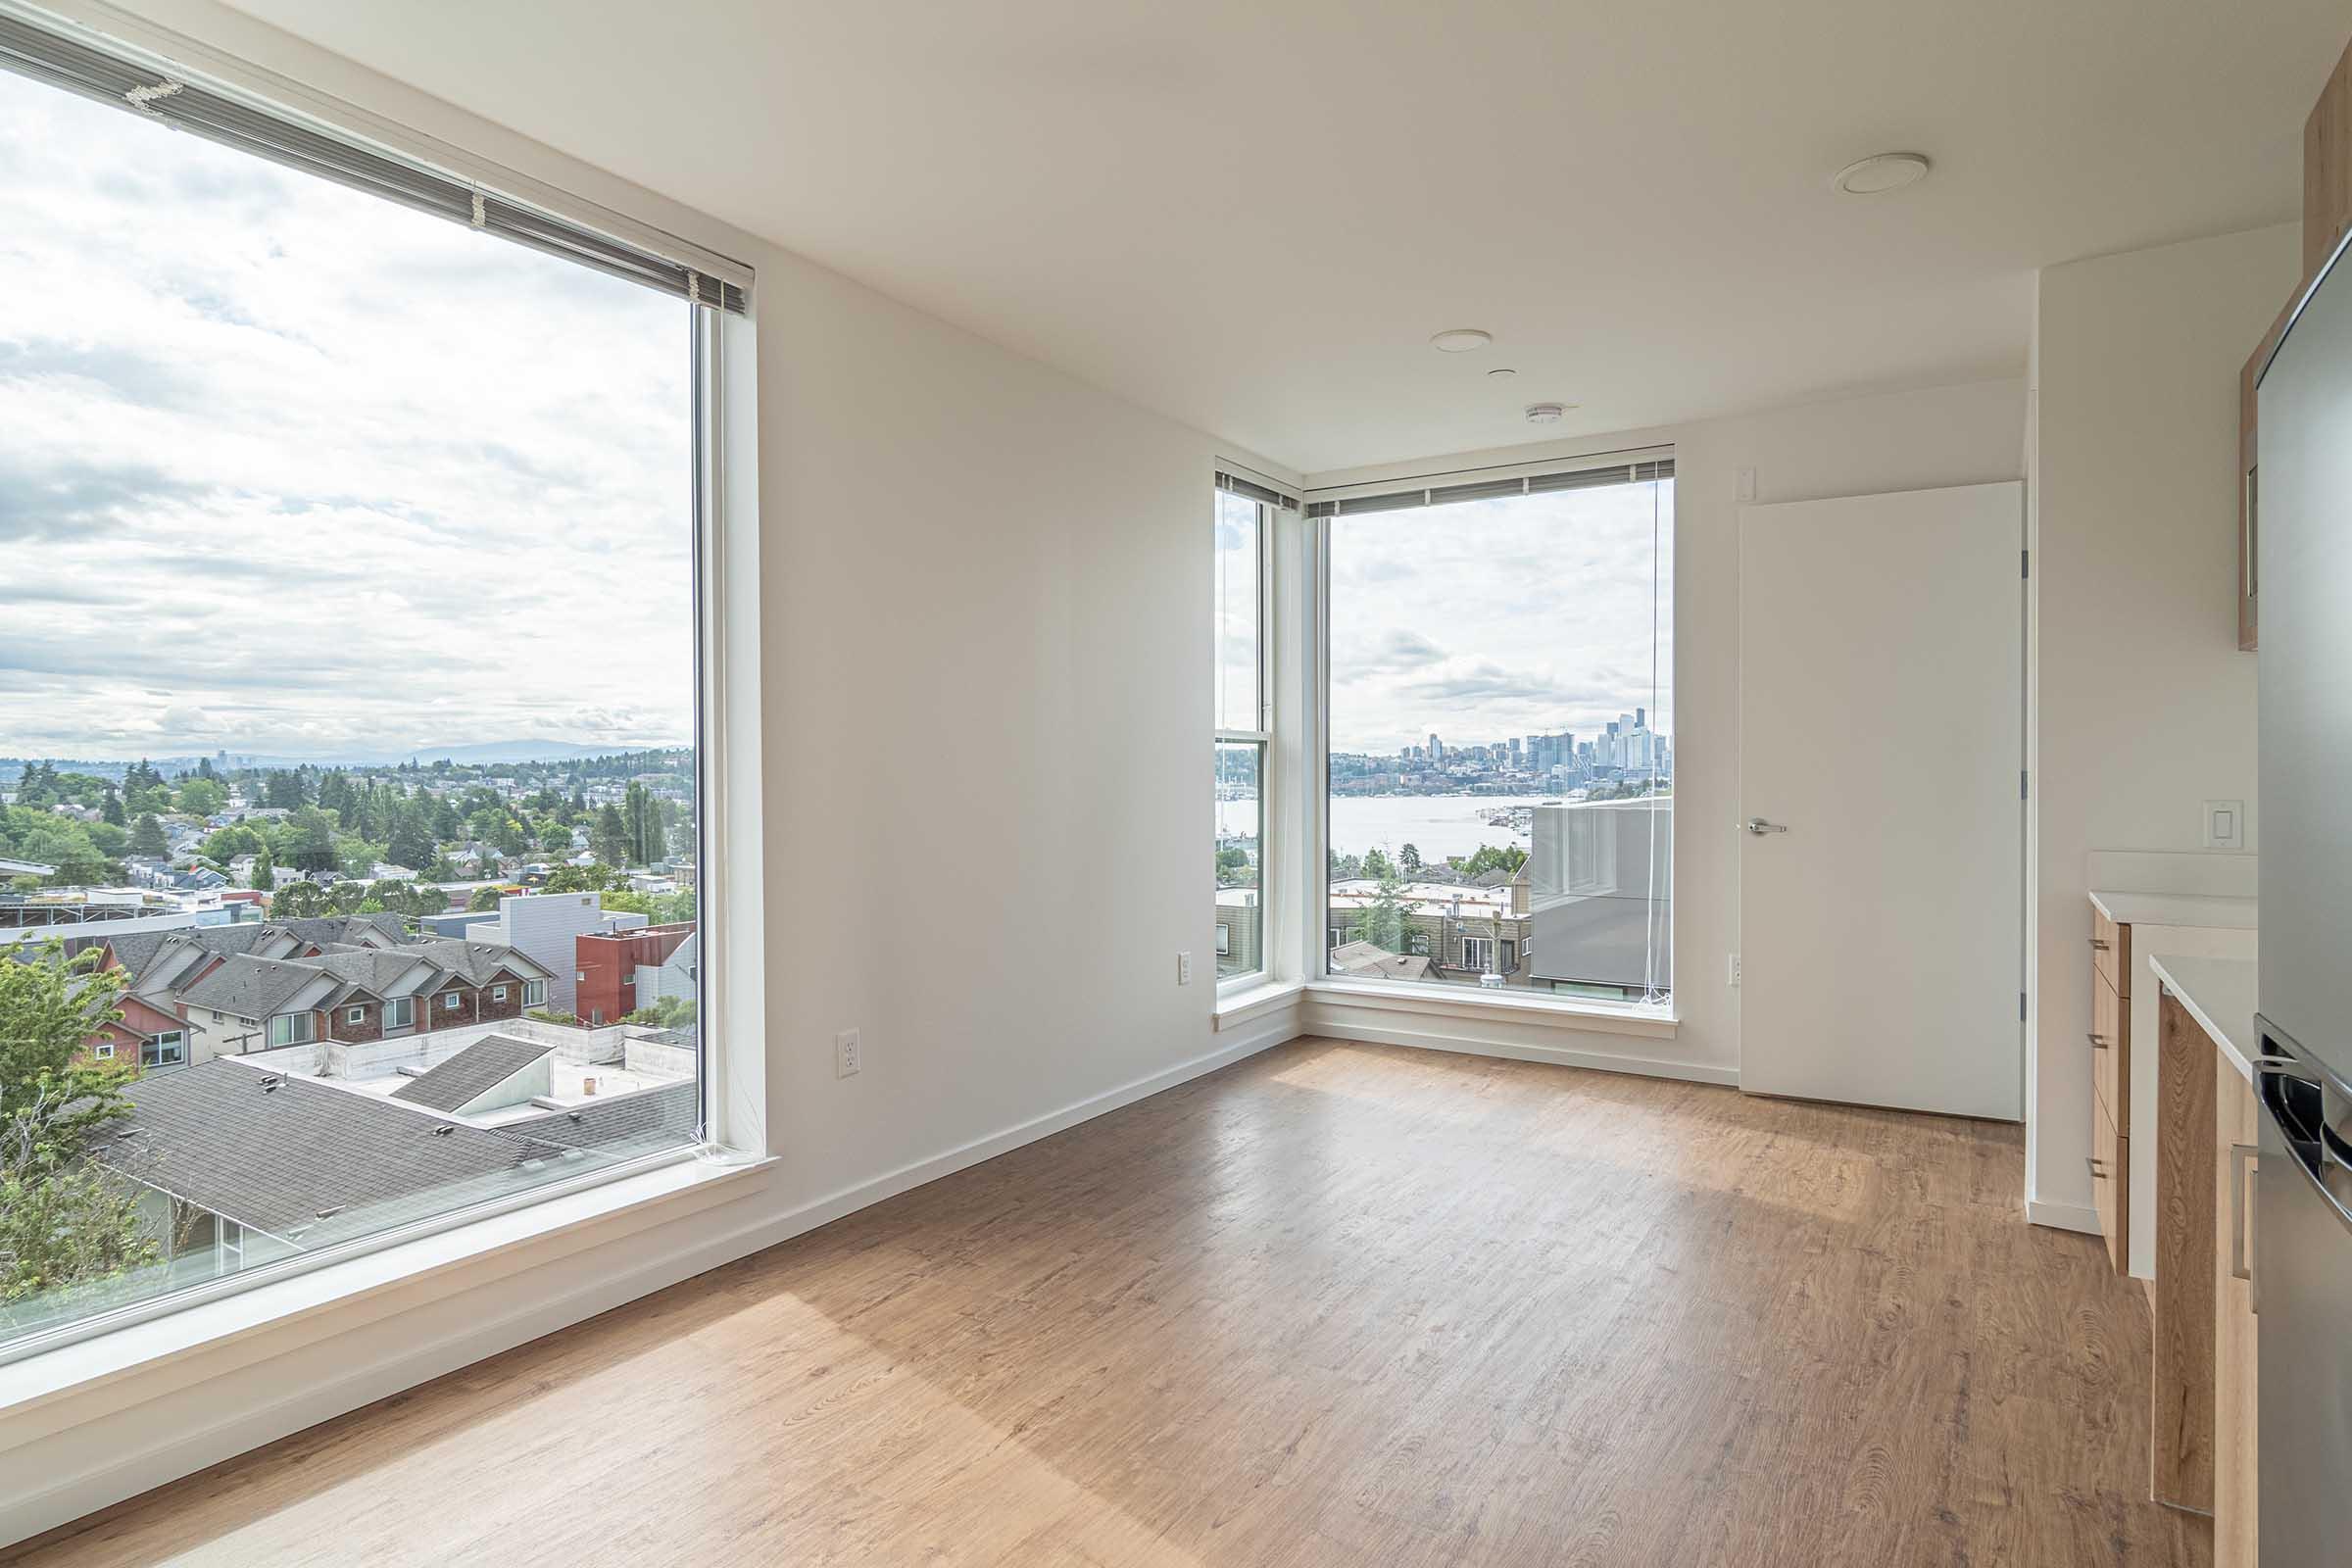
[1430,328,1493,353]
[1832,152,1931,195]
[1525,403,1571,424]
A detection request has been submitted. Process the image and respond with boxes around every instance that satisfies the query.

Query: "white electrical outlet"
[1177,951,1193,986]
[1728,952,1741,987]
[2202,799,2246,852]
[834,1028,861,1078]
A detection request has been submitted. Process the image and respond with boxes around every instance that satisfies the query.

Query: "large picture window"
[0,16,734,1358]
[1318,455,1673,1005]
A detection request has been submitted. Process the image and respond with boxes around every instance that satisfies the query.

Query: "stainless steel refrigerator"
[2253,235,2352,1564]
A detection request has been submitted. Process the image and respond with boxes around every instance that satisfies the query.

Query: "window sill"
[0,1152,773,1427]
[1213,978,1305,1030]
[1303,978,1679,1040]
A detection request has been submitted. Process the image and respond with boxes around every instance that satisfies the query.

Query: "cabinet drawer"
[2092,1093,2128,1275]
[2092,907,2130,997]
[2093,969,2127,1133]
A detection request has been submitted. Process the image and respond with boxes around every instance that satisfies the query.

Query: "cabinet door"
[2215,1055,2259,1568]
[2093,970,2126,1133]
[2093,1092,2128,1275]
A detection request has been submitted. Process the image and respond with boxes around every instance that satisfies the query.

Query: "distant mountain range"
[4,740,688,776]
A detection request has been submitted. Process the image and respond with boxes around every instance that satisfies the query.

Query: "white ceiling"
[219,0,2344,474]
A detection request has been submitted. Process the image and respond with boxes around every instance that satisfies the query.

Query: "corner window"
[1319,456,1673,1006]
[1215,473,1288,985]
[522,980,548,1008]
[0,11,718,1362]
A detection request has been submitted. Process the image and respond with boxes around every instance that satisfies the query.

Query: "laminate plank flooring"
[7,1038,2207,1567]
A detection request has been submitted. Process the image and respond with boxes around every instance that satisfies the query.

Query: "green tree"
[592,804,629,868]
[0,940,156,1305]
[263,769,307,810]
[1346,863,1411,954]
[270,880,328,917]
[622,996,696,1031]
[1399,843,1422,874]
[1361,845,1396,882]
[99,789,125,828]
[284,808,340,872]
[250,845,274,891]
[174,777,226,817]
[128,813,168,858]
[466,885,505,912]
[385,808,436,873]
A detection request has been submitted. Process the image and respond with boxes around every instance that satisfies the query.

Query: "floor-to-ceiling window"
[1318,454,1673,1005]
[1213,473,1284,983]
[0,12,738,1359]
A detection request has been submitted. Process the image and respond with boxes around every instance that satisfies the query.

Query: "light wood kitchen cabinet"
[2151,995,2216,1511]
[2090,907,2131,1274]
[2214,1052,2259,1568]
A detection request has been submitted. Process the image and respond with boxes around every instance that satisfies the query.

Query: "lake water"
[1216,794,1564,860]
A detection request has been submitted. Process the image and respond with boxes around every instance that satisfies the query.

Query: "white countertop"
[2088,889,2259,931]
[2147,953,2259,1081]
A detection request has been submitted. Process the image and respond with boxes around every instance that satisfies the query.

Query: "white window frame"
[522,979,547,1008]
[441,991,462,1010]
[93,1041,116,1060]
[345,1004,367,1025]
[1215,481,1277,993]
[1307,446,1678,1027]
[267,1012,315,1048]
[1462,935,1493,972]
[490,984,508,1003]
[383,996,415,1031]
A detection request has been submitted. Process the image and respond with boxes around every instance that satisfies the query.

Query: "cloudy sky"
[0,69,695,762]
[1328,479,1673,756]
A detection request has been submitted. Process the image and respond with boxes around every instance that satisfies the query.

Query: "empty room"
[0,0,2346,1562]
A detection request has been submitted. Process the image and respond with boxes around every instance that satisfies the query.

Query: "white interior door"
[1739,481,2023,1119]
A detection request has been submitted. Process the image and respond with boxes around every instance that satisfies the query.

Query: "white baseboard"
[1306,1014,1738,1087]
[2,1016,1302,1549]
[2025,1197,2102,1235]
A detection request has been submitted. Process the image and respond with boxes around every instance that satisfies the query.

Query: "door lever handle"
[1743,818,1788,836]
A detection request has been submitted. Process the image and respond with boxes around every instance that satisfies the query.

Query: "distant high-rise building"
[1428,733,1443,760]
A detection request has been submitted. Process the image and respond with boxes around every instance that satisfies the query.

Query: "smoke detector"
[1832,152,1931,195]
[1429,328,1493,353]
[1524,402,1572,423]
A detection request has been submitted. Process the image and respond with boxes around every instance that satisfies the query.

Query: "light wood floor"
[11,1038,2208,1567]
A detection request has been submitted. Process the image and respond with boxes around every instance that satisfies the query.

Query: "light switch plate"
[2201,799,2245,852]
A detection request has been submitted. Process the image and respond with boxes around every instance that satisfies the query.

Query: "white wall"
[1299,377,2029,1082]
[2026,222,2298,1226]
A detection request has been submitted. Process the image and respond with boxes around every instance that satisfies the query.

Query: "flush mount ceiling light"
[1430,328,1494,353]
[1525,402,1573,423]
[1832,152,1932,195]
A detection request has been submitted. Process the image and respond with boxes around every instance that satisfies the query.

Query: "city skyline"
[0,71,696,761]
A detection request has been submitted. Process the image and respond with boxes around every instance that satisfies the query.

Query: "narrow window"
[1215,473,1286,985]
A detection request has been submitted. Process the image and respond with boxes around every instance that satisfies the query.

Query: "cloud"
[0,71,697,760]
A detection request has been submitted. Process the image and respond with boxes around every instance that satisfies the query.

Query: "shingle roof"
[97,1061,560,1238]
[504,1080,700,1152]
[106,922,271,985]
[270,913,410,949]
[390,1033,554,1113]
[405,938,551,985]
[178,954,333,1021]
[307,946,431,994]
